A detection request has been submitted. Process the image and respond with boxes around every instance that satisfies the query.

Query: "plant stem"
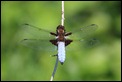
[50,56,58,81]
[61,1,64,26]
[50,1,64,81]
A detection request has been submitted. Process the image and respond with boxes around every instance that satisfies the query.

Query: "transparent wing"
[66,24,99,50]
[20,39,57,51]
[21,23,55,40]
[19,24,56,51]
[67,24,98,40]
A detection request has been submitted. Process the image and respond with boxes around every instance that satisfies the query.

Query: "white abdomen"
[58,42,65,64]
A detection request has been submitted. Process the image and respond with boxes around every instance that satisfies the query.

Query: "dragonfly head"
[56,25,65,34]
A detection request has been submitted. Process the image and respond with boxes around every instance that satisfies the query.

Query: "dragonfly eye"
[58,29,64,33]
[56,36,58,39]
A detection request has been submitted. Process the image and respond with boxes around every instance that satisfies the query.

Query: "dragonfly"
[20,23,98,65]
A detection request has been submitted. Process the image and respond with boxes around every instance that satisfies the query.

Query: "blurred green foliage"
[1,1,121,81]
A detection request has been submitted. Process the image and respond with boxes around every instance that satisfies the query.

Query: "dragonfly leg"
[50,39,58,46]
[51,54,58,57]
[65,32,72,36]
[65,39,73,46]
[50,32,57,36]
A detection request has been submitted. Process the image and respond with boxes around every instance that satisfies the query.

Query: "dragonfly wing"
[20,39,57,51]
[67,24,98,40]
[19,24,56,51]
[20,23,55,40]
[66,24,99,50]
